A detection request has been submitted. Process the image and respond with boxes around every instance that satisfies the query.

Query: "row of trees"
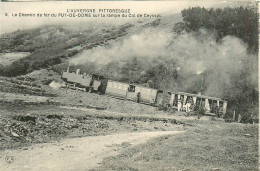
[174,6,258,53]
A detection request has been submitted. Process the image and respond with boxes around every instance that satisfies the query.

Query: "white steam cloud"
[69,27,257,99]
[70,28,172,65]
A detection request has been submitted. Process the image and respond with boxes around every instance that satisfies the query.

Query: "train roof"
[63,71,103,77]
[108,81,161,91]
[171,92,227,102]
[107,80,129,85]
[129,84,161,91]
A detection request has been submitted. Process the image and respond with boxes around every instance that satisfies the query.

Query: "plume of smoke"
[70,28,172,65]
[69,27,257,100]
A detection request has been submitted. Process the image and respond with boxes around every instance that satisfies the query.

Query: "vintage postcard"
[0,1,258,170]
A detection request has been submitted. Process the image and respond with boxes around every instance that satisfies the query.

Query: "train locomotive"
[61,67,228,117]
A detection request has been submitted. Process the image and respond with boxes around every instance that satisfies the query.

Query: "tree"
[177,6,258,53]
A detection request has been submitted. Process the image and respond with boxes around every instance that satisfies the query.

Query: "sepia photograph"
[0,1,259,170]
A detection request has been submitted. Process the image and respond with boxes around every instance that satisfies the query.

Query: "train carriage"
[126,84,162,105]
[135,86,161,105]
[105,81,162,105]
[105,80,129,99]
[169,92,228,117]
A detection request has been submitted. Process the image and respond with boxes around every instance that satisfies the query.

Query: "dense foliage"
[174,6,258,53]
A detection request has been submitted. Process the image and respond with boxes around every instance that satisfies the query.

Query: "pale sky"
[0,1,242,34]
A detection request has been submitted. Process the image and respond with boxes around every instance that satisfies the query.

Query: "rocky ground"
[0,102,186,150]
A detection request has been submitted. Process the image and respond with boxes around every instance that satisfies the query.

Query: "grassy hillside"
[97,120,258,170]
[0,22,135,76]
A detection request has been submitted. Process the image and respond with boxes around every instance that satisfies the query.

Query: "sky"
[0,1,240,34]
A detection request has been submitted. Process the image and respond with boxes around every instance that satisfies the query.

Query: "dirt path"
[0,131,184,171]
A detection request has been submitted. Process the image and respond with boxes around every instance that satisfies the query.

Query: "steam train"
[61,67,228,117]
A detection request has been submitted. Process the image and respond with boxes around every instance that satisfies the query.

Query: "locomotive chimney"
[76,69,81,75]
[67,66,70,72]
